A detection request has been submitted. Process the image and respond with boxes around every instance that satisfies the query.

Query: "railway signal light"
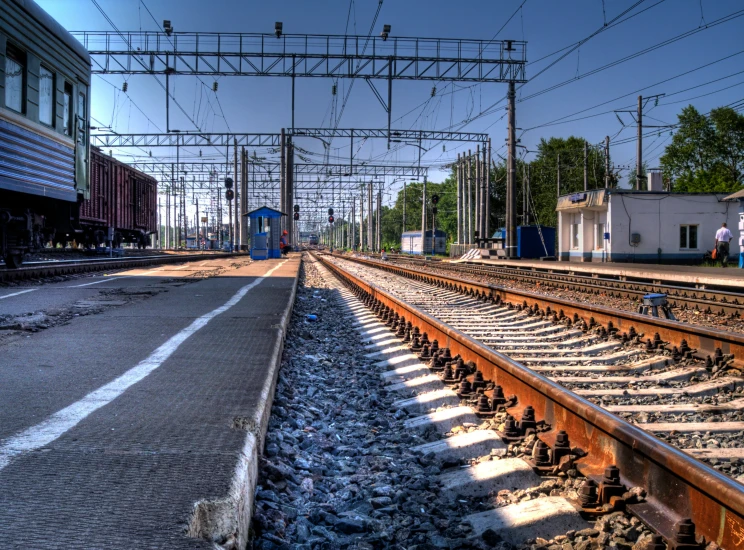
[293,212,299,220]
[432,194,440,205]
[328,208,334,216]
[163,20,173,35]
[294,205,300,212]
[275,22,283,38]
[380,24,391,41]
[225,189,234,201]
[328,215,334,224]
[224,177,233,189]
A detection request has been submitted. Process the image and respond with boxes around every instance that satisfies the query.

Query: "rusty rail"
[316,253,744,549]
[343,255,744,368]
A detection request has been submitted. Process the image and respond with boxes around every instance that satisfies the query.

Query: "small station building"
[401,229,447,255]
[556,183,741,264]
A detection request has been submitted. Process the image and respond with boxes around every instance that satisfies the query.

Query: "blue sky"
[35,0,744,219]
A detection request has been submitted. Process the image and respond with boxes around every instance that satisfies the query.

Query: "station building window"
[5,43,26,113]
[39,66,55,126]
[595,222,606,250]
[63,82,73,136]
[570,214,580,250]
[680,224,698,250]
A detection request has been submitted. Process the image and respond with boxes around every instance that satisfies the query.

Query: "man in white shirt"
[715,222,733,267]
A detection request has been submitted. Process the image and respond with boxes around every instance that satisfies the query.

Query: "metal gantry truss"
[90,132,280,148]
[73,31,527,82]
[129,162,427,181]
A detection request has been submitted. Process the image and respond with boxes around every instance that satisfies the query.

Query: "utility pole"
[604,136,611,188]
[195,198,200,250]
[583,140,588,192]
[467,150,472,245]
[280,128,286,231]
[402,181,407,233]
[486,138,491,239]
[525,164,530,226]
[233,138,238,251]
[287,138,294,249]
[475,144,481,245]
[506,80,517,258]
[421,176,427,255]
[637,95,643,191]
[456,154,462,244]
[376,188,382,251]
[367,182,373,253]
[556,154,561,198]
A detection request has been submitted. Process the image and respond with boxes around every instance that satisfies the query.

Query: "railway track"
[0,252,241,283]
[375,254,744,317]
[313,252,744,549]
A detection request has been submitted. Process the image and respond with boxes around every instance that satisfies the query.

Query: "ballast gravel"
[250,257,684,550]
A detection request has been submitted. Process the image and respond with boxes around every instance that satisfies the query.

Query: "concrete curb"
[187,257,302,549]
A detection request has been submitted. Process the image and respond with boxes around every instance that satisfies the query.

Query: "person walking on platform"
[715,222,733,267]
[280,230,291,256]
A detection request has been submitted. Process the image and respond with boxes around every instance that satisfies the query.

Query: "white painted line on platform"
[70,277,123,288]
[0,259,288,472]
[0,288,37,300]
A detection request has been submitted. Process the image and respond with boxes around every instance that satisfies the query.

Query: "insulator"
[213,81,218,92]
[332,84,337,95]
[122,82,128,93]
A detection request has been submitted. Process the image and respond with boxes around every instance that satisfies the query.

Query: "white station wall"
[607,194,738,262]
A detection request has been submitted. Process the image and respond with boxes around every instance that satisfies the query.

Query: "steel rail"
[386,256,744,316]
[0,252,240,283]
[353,255,744,366]
[315,252,744,549]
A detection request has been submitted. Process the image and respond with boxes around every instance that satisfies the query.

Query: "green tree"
[527,137,607,228]
[660,105,744,192]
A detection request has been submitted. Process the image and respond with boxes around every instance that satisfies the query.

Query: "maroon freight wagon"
[80,148,157,248]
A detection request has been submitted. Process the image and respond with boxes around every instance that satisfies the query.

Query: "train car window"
[63,82,73,135]
[39,67,55,126]
[77,92,86,144]
[5,44,26,114]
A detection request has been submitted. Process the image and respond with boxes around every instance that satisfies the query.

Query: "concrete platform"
[460,257,744,289]
[0,256,301,549]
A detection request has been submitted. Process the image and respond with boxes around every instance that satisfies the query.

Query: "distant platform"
[455,256,744,290]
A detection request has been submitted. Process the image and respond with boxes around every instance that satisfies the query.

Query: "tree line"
[372,104,743,250]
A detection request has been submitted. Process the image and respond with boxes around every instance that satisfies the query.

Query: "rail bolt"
[476,394,492,415]
[679,339,690,353]
[491,386,507,409]
[503,415,521,439]
[419,344,431,360]
[672,518,702,549]
[420,332,430,346]
[533,440,551,466]
[471,371,486,391]
[705,356,714,370]
[441,364,458,384]
[402,328,412,343]
[552,430,571,465]
[410,335,422,352]
[454,359,469,380]
[579,479,599,507]
[457,378,473,397]
[645,535,666,550]
[653,333,662,348]
[714,347,724,365]
[396,318,407,337]
[599,464,626,505]
[430,340,439,354]
[412,326,421,337]
[520,405,537,435]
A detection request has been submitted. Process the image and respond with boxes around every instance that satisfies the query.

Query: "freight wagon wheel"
[4,253,24,269]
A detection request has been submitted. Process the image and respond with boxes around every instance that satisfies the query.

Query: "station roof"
[244,206,286,218]
[723,188,744,201]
